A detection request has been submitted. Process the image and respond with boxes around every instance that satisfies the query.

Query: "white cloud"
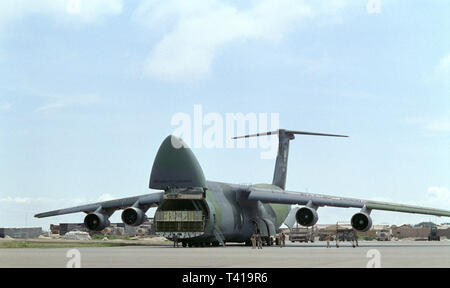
[34,93,101,112]
[426,186,450,208]
[0,193,117,205]
[0,102,12,111]
[424,118,450,132]
[436,53,450,74]
[0,196,32,203]
[430,52,450,85]
[134,0,348,82]
[63,0,123,22]
[0,0,123,28]
[96,193,115,202]
[405,116,450,133]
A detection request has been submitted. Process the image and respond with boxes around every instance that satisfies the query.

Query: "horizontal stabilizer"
[232,129,348,139]
[232,128,348,190]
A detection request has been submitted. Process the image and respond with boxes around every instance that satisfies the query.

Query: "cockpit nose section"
[149,135,206,190]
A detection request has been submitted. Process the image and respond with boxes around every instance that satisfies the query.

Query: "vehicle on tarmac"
[376,229,392,241]
[428,226,440,241]
[289,226,315,243]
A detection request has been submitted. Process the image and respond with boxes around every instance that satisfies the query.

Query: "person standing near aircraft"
[173,234,179,248]
[251,233,257,249]
[350,231,358,248]
[326,234,331,248]
[257,232,263,249]
[280,232,286,248]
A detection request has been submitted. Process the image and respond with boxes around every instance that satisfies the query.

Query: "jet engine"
[121,207,147,226]
[295,206,319,226]
[84,212,110,231]
[351,212,373,232]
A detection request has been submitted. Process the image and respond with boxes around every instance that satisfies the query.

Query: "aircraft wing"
[247,186,450,217]
[34,192,163,218]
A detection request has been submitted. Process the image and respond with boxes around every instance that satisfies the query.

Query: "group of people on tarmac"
[172,231,358,248]
[249,231,358,249]
[250,232,263,249]
[250,231,286,249]
[173,231,287,249]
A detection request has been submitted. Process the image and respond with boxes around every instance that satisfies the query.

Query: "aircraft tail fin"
[232,129,348,190]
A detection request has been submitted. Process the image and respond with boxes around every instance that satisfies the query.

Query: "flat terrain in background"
[1,240,449,268]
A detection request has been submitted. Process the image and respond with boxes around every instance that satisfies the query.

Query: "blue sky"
[0,0,449,229]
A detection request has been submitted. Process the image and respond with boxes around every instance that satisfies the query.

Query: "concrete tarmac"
[1,241,449,268]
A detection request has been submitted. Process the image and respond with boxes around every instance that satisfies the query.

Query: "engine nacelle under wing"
[84,212,110,231]
[121,207,147,226]
[295,207,319,227]
[351,212,373,232]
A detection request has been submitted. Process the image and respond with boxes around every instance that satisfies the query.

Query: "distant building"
[50,224,60,235]
[392,224,429,239]
[437,226,450,238]
[0,227,42,239]
[312,223,450,240]
[414,222,436,228]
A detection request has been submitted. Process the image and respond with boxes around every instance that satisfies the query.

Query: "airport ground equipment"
[428,226,440,241]
[376,228,392,241]
[335,222,358,247]
[289,225,315,243]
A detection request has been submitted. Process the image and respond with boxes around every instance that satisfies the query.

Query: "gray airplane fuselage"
[34,131,450,246]
[149,135,290,245]
[154,181,290,244]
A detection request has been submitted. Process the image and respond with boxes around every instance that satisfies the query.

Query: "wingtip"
[34,212,50,218]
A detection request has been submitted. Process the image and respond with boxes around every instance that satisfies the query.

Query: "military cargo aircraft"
[35,129,450,247]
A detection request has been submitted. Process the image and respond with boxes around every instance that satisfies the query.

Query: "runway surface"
[1,241,450,268]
